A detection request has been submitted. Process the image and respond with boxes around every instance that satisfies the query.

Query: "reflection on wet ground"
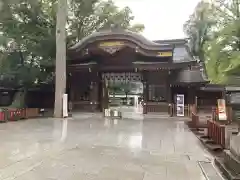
[0,108,222,180]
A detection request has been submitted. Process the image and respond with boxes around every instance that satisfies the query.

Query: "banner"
[62,94,68,118]
[176,94,184,117]
[217,99,227,121]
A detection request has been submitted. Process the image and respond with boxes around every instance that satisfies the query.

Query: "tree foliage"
[0,0,145,88]
[184,0,240,84]
[183,1,216,60]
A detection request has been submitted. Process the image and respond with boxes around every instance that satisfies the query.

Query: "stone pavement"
[0,110,224,180]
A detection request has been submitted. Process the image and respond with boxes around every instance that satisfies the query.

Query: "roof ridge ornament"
[110,24,122,32]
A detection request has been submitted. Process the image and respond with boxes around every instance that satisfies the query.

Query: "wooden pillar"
[89,82,98,112]
[194,94,198,114]
[142,82,148,114]
[187,86,195,117]
[69,73,75,111]
[142,71,148,114]
[167,70,173,116]
[89,72,99,112]
[187,86,190,117]
[100,79,109,111]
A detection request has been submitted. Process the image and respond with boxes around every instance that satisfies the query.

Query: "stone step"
[215,157,240,180]
[232,131,239,135]
[223,150,240,175]
[200,136,215,144]
[198,161,224,180]
[205,143,223,152]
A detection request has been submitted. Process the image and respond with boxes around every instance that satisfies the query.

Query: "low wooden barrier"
[7,108,26,121]
[0,108,40,122]
[25,108,39,118]
[190,112,199,128]
[0,111,6,122]
[207,120,226,148]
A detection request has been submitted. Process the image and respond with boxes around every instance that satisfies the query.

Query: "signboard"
[99,41,124,54]
[229,93,240,104]
[157,51,173,57]
[99,41,124,47]
[217,99,227,120]
[176,94,184,117]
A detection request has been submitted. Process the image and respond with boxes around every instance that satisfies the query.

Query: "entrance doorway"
[101,72,143,116]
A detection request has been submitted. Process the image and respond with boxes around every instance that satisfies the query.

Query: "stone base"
[104,109,122,118]
[215,134,240,180]
[224,150,240,174]
[215,150,240,180]
[230,133,240,158]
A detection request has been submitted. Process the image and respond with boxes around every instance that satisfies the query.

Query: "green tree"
[183,1,215,61]
[0,0,145,88]
[184,0,240,84]
[204,0,240,83]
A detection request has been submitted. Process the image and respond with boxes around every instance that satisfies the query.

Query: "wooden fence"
[0,108,39,122]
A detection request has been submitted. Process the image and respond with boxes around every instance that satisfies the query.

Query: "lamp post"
[54,0,67,118]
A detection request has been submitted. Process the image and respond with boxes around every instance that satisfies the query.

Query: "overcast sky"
[114,0,200,40]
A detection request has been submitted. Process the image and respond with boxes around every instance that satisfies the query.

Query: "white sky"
[114,0,200,40]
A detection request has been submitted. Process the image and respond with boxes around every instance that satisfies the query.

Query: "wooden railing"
[190,112,199,128]
[207,120,226,148]
[146,102,168,113]
[172,104,191,117]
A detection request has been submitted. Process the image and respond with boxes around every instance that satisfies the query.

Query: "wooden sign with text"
[99,41,124,47]
[99,41,124,54]
[157,52,173,57]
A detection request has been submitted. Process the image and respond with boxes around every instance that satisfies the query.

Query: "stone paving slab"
[0,109,224,180]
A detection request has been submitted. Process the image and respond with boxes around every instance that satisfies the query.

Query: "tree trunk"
[54,0,67,118]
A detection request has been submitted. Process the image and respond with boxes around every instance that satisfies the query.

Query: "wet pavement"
[0,108,223,180]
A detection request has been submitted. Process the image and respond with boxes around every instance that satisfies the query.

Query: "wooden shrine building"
[67,27,209,115]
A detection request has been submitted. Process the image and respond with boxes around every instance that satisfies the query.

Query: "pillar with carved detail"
[143,82,148,114]
[142,71,148,114]
[167,70,173,116]
[89,81,99,112]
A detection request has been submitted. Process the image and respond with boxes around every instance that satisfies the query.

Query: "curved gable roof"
[69,28,173,51]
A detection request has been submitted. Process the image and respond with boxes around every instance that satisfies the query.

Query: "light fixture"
[143,82,147,89]
[90,82,93,89]
[135,47,139,53]
[85,48,89,55]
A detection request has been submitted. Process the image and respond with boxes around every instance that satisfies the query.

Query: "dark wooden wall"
[25,91,54,108]
[70,72,92,101]
[0,90,16,106]
[0,90,54,108]
[146,71,168,102]
[196,90,222,107]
